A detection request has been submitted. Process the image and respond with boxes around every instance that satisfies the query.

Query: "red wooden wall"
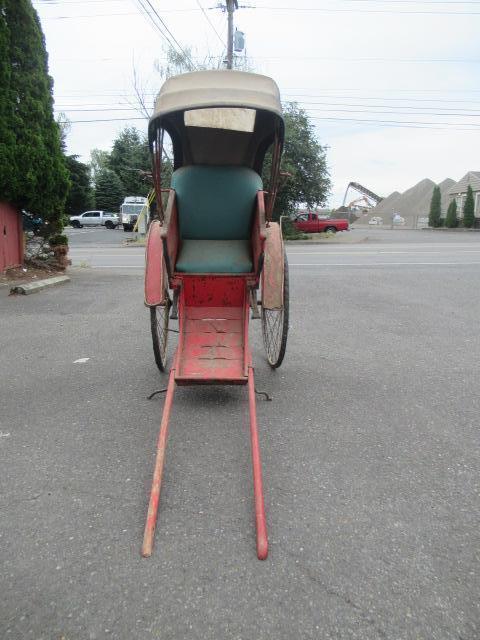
[0,203,23,272]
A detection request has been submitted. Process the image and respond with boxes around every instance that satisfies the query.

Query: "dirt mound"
[366,177,455,225]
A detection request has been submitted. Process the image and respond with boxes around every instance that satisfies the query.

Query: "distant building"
[447,171,480,217]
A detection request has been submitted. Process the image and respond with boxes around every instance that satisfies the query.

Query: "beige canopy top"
[151,70,282,119]
[148,70,284,173]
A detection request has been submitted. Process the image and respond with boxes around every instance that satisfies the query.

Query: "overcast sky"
[34,0,480,206]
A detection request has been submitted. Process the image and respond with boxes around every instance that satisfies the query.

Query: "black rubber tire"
[71,220,81,229]
[324,226,337,233]
[105,220,114,229]
[261,250,289,368]
[150,299,171,372]
[123,224,132,232]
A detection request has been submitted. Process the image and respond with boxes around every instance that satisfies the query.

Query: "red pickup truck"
[293,212,349,233]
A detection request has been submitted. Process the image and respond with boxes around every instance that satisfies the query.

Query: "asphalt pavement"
[1,229,479,639]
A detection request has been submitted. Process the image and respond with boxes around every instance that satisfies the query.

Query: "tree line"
[0,0,331,240]
[429,184,476,229]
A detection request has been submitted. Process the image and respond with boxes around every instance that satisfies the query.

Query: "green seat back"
[171,165,263,240]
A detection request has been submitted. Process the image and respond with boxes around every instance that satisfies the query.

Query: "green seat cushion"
[171,165,263,240]
[176,240,253,274]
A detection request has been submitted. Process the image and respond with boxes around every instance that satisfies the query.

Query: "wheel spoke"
[261,250,289,368]
[151,296,170,371]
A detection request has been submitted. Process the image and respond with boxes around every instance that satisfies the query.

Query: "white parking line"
[287,249,480,255]
[289,261,480,266]
[90,265,144,268]
[83,262,480,269]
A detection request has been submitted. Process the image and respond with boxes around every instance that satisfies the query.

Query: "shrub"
[463,185,475,228]
[428,185,442,228]
[445,200,458,228]
[48,234,68,247]
[281,217,308,240]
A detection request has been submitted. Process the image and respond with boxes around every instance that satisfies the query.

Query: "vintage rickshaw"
[142,70,288,560]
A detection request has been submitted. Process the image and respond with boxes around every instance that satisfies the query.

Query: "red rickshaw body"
[142,70,289,560]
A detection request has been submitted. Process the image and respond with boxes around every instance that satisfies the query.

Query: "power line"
[195,0,225,48]
[250,4,480,14]
[141,0,196,68]
[282,93,480,104]
[288,101,480,114]
[36,0,129,3]
[40,10,150,18]
[54,103,480,117]
[309,116,480,130]
[252,55,480,64]
[58,113,480,131]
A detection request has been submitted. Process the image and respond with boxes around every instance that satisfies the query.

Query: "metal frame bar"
[141,367,176,558]
[141,281,269,560]
[248,365,268,560]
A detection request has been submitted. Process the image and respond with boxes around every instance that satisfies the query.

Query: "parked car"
[22,210,43,234]
[393,214,405,225]
[369,216,383,225]
[69,211,120,229]
[293,212,349,233]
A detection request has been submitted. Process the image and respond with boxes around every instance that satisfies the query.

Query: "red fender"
[262,222,284,310]
[144,220,167,306]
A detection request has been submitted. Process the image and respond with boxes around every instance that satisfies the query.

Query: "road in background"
[67,227,480,269]
[1,229,478,639]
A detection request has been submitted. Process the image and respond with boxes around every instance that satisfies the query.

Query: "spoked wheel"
[150,297,171,372]
[261,251,289,368]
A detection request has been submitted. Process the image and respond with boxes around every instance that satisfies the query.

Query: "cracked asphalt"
[0,240,479,639]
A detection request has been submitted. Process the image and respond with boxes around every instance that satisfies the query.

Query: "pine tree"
[428,185,442,228]
[0,0,69,236]
[109,127,150,197]
[94,168,124,211]
[65,155,94,216]
[463,185,475,228]
[445,199,458,228]
[0,7,16,198]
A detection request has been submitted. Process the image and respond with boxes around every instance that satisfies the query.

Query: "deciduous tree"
[263,103,330,218]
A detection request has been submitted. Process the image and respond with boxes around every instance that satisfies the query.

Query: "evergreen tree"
[65,155,94,216]
[445,199,458,228]
[90,148,112,186]
[0,8,16,196]
[94,168,123,211]
[0,0,69,236]
[428,185,442,228]
[109,127,150,197]
[463,185,475,228]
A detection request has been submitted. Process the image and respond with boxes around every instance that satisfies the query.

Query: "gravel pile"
[366,177,455,225]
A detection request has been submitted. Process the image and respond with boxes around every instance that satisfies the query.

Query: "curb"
[285,236,370,245]
[10,275,70,295]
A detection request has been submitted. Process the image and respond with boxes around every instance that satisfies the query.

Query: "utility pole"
[226,0,238,69]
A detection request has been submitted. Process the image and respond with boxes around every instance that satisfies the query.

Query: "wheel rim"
[261,251,289,368]
[151,301,170,371]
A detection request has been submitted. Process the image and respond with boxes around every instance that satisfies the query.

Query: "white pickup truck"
[70,210,120,229]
